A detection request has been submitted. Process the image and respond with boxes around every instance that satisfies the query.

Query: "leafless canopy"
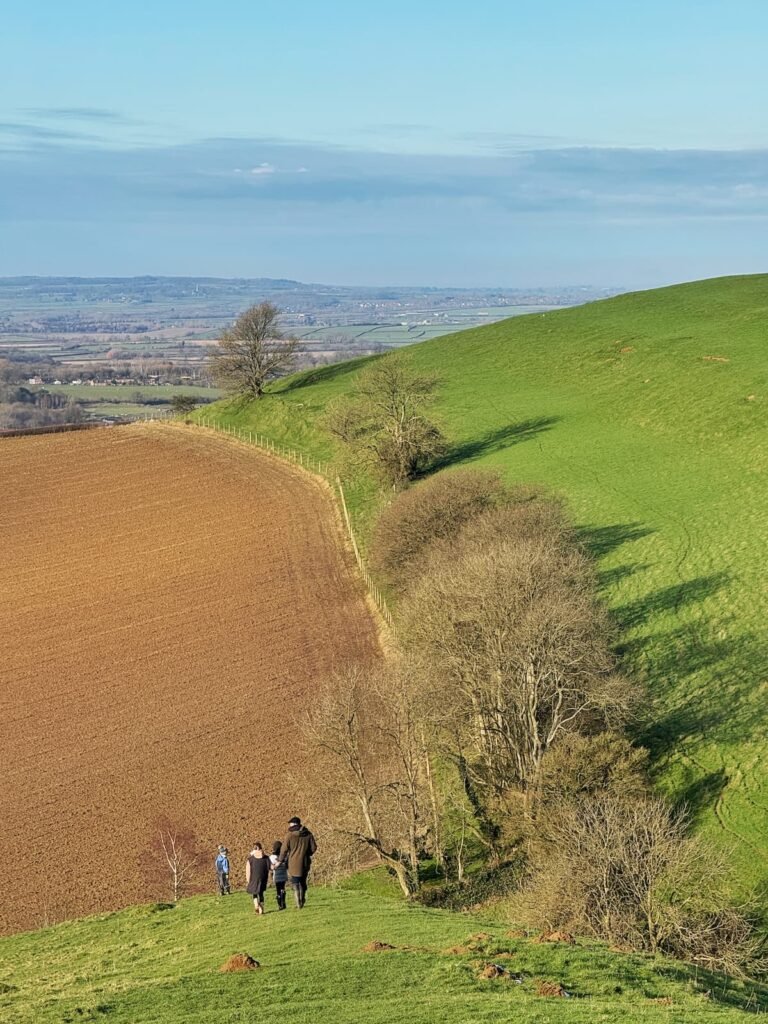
[402,518,629,810]
[324,355,446,487]
[519,794,767,975]
[209,301,298,399]
[370,468,508,591]
[303,661,431,897]
[141,816,205,902]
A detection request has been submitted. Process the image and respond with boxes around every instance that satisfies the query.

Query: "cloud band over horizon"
[2,127,767,286]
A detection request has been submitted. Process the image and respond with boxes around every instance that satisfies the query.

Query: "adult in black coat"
[279,816,317,908]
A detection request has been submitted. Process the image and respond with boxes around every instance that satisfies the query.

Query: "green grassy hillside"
[2,887,765,1022]
[199,275,768,884]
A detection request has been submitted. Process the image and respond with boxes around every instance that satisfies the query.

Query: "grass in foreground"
[194,275,768,888]
[1,888,766,1023]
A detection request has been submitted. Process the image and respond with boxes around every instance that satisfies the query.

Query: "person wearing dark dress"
[279,816,317,909]
[245,842,270,915]
[270,840,288,911]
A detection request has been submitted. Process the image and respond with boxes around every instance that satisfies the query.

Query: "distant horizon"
[0,271,620,292]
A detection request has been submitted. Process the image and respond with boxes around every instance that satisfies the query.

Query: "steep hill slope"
[205,275,768,884]
[0,423,379,934]
[1,887,765,1022]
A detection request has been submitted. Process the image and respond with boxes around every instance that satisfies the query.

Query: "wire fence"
[195,413,394,630]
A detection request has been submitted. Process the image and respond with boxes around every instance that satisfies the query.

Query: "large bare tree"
[402,515,630,816]
[303,662,430,897]
[209,301,297,399]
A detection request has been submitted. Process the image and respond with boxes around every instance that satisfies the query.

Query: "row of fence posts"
[196,415,394,630]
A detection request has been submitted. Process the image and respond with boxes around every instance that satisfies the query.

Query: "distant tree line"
[0,383,84,430]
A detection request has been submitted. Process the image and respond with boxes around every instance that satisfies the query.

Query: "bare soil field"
[0,423,379,934]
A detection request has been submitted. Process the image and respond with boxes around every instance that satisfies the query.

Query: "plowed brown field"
[0,423,379,934]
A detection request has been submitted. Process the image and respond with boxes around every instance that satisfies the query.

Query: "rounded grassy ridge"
[206,274,768,888]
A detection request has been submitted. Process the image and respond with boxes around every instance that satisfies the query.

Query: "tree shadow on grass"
[656,959,768,1014]
[577,522,656,560]
[277,354,384,392]
[613,572,732,631]
[676,768,730,826]
[435,416,561,470]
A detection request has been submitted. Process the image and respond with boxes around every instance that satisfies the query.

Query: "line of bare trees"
[303,466,766,976]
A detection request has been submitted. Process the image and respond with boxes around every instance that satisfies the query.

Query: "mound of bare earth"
[0,423,379,934]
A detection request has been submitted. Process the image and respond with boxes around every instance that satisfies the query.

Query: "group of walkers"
[214,816,317,915]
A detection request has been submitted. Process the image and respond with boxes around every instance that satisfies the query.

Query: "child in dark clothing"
[215,845,231,895]
[270,841,288,910]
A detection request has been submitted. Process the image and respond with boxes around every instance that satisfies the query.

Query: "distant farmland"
[0,424,379,934]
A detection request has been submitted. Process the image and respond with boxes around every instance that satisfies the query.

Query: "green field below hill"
[2,886,765,1022]
[195,275,768,888]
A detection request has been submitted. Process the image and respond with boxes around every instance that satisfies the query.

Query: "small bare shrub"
[324,355,446,487]
[140,816,206,902]
[517,794,765,975]
[537,732,649,804]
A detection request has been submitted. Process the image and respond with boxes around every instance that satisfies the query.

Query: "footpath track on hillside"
[0,423,380,934]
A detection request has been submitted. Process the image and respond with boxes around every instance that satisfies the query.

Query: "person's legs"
[290,875,303,908]
[217,871,226,896]
[276,880,286,910]
[291,874,307,908]
[223,872,231,895]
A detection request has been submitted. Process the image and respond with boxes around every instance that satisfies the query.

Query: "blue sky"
[2,0,767,286]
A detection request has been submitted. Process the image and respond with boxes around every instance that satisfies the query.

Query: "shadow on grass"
[629,618,768,762]
[278,354,382,392]
[613,572,732,631]
[577,522,656,559]
[436,416,561,470]
[656,958,768,1014]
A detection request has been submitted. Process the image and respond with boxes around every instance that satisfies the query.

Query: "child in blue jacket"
[215,845,231,895]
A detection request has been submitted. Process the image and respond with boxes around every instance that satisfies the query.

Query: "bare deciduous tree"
[171,394,201,416]
[518,794,766,975]
[209,302,298,399]
[303,662,430,897]
[402,523,631,816]
[370,468,508,592]
[324,355,446,487]
[141,817,205,902]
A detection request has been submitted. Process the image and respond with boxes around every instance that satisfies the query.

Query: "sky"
[1,0,767,287]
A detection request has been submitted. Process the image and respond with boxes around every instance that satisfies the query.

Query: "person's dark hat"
[288,816,301,829]
[272,840,282,854]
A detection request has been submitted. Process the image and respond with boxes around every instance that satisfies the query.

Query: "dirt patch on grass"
[534,930,576,944]
[362,940,397,952]
[220,953,260,972]
[0,423,380,934]
[535,980,570,997]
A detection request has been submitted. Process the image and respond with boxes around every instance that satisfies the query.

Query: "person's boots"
[293,886,302,909]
